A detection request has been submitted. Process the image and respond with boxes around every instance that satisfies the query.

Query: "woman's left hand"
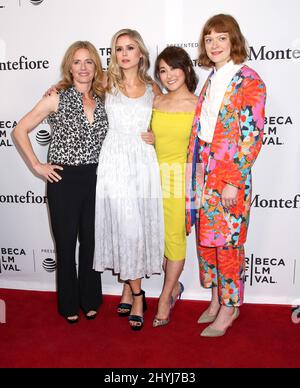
[141,130,155,145]
[221,184,239,208]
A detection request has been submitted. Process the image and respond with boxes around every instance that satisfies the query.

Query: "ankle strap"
[132,290,145,297]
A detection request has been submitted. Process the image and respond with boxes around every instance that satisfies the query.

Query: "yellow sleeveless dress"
[151,109,194,261]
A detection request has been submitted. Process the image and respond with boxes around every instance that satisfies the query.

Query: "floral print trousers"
[198,245,245,307]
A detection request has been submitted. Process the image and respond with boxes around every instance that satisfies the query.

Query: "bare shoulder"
[153,93,168,109]
[44,92,59,111]
[37,91,59,110]
[15,92,59,131]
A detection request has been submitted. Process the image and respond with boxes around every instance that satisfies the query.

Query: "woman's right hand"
[33,162,63,183]
[221,184,238,209]
[43,85,58,98]
[141,130,155,145]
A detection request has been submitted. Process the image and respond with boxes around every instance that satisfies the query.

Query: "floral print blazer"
[186,65,266,247]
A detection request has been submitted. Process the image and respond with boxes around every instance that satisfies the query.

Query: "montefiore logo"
[42,258,56,273]
[251,194,300,209]
[0,190,47,204]
[0,56,49,71]
[249,45,300,61]
[36,129,51,145]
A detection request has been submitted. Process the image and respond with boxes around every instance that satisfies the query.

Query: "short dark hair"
[199,14,248,68]
[155,46,198,92]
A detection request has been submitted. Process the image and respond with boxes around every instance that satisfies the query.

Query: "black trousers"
[47,164,102,317]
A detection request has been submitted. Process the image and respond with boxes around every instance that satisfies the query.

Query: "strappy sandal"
[153,282,184,328]
[117,281,132,317]
[128,290,147,331]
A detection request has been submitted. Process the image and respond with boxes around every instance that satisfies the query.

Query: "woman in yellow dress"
[151,46,198,327]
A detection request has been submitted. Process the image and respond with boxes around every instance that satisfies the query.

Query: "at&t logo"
[42,258,56,273]
[36,129,51,145]
[30,0,44,4]
[18,0,45,7]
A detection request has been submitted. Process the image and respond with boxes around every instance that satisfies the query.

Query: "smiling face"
[158,59,187,92]
[204,29,232,69]
[70,48,96,85]
[115,34,142,71]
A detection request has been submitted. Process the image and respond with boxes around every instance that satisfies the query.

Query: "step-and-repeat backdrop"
[0,0,299,305]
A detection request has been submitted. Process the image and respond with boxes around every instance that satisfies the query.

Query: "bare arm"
[13,94,63,182]
[140,83,161,145]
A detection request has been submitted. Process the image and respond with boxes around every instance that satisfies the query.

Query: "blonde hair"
[57,41,105,99]
[107,29,152,92]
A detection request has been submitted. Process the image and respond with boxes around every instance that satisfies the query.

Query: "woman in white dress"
[93,29,164,330]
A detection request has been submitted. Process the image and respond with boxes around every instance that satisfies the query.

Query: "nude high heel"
[200,308,240,337]
[153,282,184,328]
[197,309,218,324]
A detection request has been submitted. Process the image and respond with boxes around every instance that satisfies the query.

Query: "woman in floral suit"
[186,14,266,337]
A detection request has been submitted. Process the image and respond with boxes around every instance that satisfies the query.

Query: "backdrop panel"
[0,0,299,305]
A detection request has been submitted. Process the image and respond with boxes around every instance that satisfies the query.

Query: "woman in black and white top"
[13,41,108,324]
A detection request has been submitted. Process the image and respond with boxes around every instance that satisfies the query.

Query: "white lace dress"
[93,85,164,280]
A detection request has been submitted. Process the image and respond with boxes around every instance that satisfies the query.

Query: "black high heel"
[117,281,132,317]
[117,303,132,317]
[128,290,147,331]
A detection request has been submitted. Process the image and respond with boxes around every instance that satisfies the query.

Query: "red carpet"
[0,289,299,368]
